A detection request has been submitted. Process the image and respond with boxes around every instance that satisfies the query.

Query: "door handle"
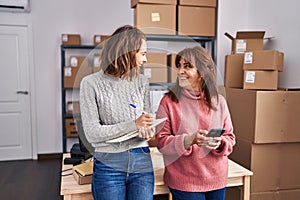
[16,91,29,95]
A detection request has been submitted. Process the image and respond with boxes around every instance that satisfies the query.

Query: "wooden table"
[60,148,253,200]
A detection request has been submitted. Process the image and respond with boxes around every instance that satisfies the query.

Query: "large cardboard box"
[224,54,244,88]
[251,189,300,200]
[229,138,300,193]
[178,5,215,36]
[243,70,278,90]
[61,34,81,45]
[178,0,217,7]
[134,4,176,35]
[243,50,284,71]
[131,0,176,8]
[225,31,265,54]
[225,88,300,143]
[143,52,167,83]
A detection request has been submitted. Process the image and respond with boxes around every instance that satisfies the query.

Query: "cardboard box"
[131,0,176,8]
[251,189,300,200]
[134,4,176,35]
[178,6,216,36]
[65,118,78,137]
[229,138,300,192]
[167,54,177,83]
[225,31,265,54]
[178,0,217,7]
[61,34,81,45]
[243,70,278,90]
[143,52,167,83]
[67,101,80,114]
[225,88,300,143]
[243,50,284,71]
[72,170,92,185]
[64,65,92,88]
[93,34,109,46]
[224,54,244,88]
[69,56,88,68]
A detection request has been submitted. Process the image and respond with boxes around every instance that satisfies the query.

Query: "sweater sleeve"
[211,96,236,156]
[155,96,188,157]
[79,75,137,144]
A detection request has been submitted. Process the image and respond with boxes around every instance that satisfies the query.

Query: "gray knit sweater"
[79,70,150,153]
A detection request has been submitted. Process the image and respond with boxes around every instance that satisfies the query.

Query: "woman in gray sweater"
[80,25,155,200]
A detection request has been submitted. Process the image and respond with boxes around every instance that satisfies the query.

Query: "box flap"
[236,31,265,39]
[224,32,234,40]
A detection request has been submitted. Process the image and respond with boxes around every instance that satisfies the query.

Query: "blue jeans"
[92,147,154,200]
[169,187,226,200]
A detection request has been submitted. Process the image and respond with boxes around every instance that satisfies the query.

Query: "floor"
[0,155,168,200]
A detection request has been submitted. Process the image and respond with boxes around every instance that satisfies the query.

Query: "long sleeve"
[79,71,150,153]
[155,91,236,192]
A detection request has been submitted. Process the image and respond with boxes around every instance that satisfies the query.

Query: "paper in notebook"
[106,117,168,143]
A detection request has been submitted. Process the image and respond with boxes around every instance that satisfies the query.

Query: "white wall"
[0,0,299,154]
[246,0,300,88]
[30,0,134,153]
[217,0,300,88]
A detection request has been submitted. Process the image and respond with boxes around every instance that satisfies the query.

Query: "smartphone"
[206,128,225,137]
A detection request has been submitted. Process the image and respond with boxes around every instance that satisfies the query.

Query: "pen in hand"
[130,103,148,114]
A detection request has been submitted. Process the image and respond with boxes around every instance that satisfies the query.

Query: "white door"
[0,24,32,161]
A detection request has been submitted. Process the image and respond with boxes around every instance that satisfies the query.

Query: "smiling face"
[176,57,201,92]
[135,39,147,67]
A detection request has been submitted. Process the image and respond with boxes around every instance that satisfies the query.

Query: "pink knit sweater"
[155,89,236,192]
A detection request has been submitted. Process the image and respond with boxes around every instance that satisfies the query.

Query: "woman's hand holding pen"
[135,113,155,139]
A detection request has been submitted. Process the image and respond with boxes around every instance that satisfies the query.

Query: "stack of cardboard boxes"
[131,0,217,36]
[131,0,217,83]
[224,31,300,199]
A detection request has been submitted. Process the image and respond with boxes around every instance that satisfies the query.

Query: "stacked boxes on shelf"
[177,0,216,36]
[131,0,217,36]
[131,0,177,35]
[224,31,300,199]
[142,52,168,83]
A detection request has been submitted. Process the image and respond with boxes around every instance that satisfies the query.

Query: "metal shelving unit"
[60,35,216,152]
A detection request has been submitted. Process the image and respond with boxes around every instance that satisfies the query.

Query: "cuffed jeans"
[92,147,154,200]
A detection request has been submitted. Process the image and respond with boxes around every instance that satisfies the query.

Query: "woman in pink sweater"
[155,46,236,200]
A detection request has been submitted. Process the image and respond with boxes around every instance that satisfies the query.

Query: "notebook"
[106,117,168,143]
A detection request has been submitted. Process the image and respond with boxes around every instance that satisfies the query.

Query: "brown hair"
[100,25,146,81]
[167,46,218,111]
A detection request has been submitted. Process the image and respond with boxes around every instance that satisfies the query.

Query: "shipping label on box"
[61,34,81,45]
[225,31,265,54]
[243,50,284,71]
[243,70,278,90]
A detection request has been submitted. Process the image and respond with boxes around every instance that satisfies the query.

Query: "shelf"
[60,45,101,50]
[60,34,216,152]
[146,34,215,43]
